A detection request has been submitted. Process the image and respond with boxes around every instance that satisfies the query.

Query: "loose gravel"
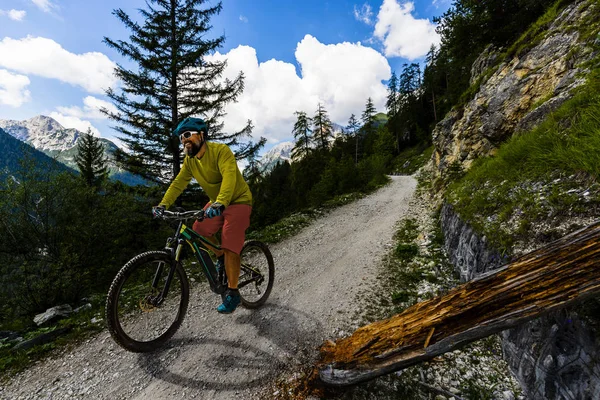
[0,175,416,400]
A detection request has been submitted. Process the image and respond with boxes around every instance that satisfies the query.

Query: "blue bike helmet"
[173,117,208,138]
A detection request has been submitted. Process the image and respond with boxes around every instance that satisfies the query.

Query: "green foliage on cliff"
[447,60,600,253]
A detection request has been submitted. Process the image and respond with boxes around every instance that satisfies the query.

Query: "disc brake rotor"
[139,289,160,312]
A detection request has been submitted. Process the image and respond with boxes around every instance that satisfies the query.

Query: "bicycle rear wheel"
[106,251,189,352]
[238,240,274,309]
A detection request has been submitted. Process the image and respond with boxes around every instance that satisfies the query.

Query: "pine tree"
[346,114,360,165]
[361,97,377,137]
[103,0,263,183]
[312,103,333,151]
[74,129,108,187]
[291,111,313,161]
[242,146,263,188]
[386,71,399,118]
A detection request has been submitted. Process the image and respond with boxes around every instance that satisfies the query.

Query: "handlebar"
[158,208,205,221]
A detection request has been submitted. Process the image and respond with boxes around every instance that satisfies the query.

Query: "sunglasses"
[179,130,199,142]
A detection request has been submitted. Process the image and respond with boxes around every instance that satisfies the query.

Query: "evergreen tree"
[386,71,399,118]
[346,114,360,165]
[423,45,439,123]
[242,145,263,188]
[312,103,333,151]
[291,111,313,161]
[103,0,262,183]
[399,63,421,95]
[74,129,108,187]
[361,97,377,137]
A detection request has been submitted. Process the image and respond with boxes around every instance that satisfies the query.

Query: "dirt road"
[1,175,416,400]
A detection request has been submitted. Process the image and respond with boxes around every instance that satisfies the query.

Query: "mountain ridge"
[0,115,147,185]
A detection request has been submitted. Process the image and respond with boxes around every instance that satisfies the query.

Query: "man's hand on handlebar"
[152,205,166,218]
[206,202,225,219]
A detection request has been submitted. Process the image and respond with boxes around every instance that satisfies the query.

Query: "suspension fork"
[153,221,186,305]
[152,242,184,306]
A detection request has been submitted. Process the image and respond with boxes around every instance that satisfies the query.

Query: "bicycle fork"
[150,242,184,306]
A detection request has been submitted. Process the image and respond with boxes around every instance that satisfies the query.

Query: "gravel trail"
[1,175,416,400]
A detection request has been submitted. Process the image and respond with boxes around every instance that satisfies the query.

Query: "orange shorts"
[192,204,252,255]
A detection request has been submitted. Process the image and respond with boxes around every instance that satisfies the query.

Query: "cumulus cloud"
[0,69,31,107]
[0,9,27,21]
[205,35,390,143]
[50,96,119,137]
[0,36,118,94]
[49,112,102,137]
[354,3,374,24]
[56,96,118,120]
[374,0,440,60]
[31,0,58,13]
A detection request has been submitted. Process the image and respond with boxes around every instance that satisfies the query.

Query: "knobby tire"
[106,251,189,353]
[238,240,275,309]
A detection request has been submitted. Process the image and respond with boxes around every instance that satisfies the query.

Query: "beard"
[183,140,202,157]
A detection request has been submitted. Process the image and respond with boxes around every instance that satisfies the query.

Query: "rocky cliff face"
[432,0,598,177]
[433,0,600,397]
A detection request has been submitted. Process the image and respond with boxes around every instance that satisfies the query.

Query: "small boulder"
[73,303,92,313]
[33,304,73,326]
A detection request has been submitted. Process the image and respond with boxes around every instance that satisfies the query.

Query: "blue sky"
[0,0,450,152]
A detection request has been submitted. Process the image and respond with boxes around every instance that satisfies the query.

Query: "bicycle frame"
[155,212,265,304]
[166,219,225,295]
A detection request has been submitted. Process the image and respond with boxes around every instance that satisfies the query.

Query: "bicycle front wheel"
[106,251,189,352]
[238,240,274,309]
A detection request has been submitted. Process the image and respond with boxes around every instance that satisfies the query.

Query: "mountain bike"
[105,208,274,353]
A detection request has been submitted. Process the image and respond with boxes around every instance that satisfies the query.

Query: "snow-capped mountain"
[0,115,81,152]
[0,116,146,185]
[258,141,294,173]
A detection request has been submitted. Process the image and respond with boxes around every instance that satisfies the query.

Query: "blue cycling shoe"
[217,288,241,314]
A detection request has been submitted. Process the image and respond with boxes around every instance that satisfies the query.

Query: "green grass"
[504,0,570,60]
[447,60,600,253]
[0,295,105,379]
[391,145,434,175]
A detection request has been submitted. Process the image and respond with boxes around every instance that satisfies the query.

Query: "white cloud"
[49,112,102,137]
[354,4,374,24]
[0,69,31,107]
[31,0,57,13]
[239,15,248,23]
[56,96,118,120]
[50,96,119,137]
[374,0,440,60]
[0,9,27,21]
[432,0,452,7]
[206,35,390,143]
[0,36,118,94]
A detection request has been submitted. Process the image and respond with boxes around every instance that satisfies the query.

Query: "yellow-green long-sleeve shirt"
[159,142,252,209]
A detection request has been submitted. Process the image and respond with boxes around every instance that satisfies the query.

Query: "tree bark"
[316,220,600,387]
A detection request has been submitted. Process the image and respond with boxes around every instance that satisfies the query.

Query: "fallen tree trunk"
[317,220,600,387]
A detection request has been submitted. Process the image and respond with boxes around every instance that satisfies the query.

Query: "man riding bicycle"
[153,117,252,314]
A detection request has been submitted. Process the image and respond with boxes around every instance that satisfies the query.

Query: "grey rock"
[73,303,92,313]
[440,203,508,281]
[34,304,73,326]
[433,0,595,179]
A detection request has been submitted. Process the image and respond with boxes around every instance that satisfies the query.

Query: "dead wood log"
[317,220,600,387]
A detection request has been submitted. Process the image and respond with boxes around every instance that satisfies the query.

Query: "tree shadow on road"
[136,301,323,393]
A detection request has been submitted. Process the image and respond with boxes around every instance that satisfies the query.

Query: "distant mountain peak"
[0,115,81,152]
[258,141,294,173]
